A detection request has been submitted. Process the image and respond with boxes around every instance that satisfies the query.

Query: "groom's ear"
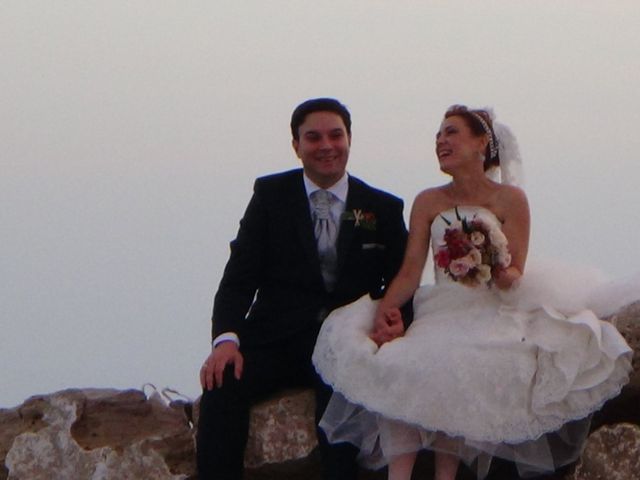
[292,138,301,158]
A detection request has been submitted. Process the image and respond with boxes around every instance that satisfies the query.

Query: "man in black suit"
[197,98,408,479]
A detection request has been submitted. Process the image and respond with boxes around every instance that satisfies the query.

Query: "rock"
[609,300,640,388]
[1,388,195,480]
[244,388,317,468]
[0,397,49,480]
[0,387,319,480]
[569,423,640,480]
[593,301,640,429]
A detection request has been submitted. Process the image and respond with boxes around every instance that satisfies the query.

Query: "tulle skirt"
[312,261,636,478]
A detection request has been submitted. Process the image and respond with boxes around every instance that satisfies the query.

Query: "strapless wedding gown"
[312,207,635,478]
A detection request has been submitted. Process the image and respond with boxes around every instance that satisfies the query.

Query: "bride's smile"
[436,116,487,174]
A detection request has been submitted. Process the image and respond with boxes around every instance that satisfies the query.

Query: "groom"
[196,97,409,479]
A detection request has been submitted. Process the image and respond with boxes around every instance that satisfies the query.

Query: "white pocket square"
[362,243,385,250]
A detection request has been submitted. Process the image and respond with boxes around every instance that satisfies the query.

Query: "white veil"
[482,109,524,187]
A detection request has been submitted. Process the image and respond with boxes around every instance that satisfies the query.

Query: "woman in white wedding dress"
[311,105,634,480]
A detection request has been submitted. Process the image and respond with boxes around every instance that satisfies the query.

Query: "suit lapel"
[335,177,366,276]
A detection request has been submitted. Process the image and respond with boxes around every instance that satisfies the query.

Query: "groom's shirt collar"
[303,172,349,203]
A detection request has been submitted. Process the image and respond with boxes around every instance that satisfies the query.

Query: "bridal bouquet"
[434,208,511,287]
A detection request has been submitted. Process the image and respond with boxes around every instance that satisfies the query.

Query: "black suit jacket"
[212,169,408,347]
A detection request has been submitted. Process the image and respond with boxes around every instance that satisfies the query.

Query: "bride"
[312,105,634,480]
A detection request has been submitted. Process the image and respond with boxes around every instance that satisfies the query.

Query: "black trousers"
[196,328,359,480]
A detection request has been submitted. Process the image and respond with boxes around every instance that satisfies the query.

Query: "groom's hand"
[370,308,405,346]
[200,342,244,390]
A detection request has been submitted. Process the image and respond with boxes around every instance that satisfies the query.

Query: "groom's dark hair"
[290,98,351,141]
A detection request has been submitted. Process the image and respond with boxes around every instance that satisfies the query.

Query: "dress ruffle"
[313,283,632,477]
[314,284,632,438]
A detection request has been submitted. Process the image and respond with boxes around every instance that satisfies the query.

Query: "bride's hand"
[369,307,405,346]
[494,266,522,290]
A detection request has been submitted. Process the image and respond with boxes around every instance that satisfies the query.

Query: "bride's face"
[436,116,487,173]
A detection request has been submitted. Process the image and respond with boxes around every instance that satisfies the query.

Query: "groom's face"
[292,111,351,188]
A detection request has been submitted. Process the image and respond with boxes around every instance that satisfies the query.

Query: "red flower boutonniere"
[342,209,377,231]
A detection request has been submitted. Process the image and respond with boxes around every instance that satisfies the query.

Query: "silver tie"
[311,189,338,290]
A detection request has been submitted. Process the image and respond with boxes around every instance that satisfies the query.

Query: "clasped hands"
[369,307,405,346]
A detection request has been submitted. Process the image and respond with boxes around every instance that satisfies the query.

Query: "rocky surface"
[592,300,640,430]
[570,423,640,480]
[1,302,638,479]
[244,388,318,468]
[609,300,640,387]
[0,388,194,480]
[0,387,321,480]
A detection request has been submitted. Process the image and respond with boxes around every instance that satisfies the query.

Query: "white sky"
[2,1,639,408]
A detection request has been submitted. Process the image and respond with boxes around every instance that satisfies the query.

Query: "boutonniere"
[341,209,377,231]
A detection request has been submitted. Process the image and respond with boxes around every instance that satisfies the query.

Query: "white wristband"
[212,332,240,349]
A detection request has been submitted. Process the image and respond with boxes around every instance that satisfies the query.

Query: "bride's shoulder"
[414,185,449,203]
[411,187,451,223]
[493,184,530,222]
[495,184,528,207]
[413,187,449,211]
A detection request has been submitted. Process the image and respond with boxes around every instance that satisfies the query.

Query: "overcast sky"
[2,1,639,408]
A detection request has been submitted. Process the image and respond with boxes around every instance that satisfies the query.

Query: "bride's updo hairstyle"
[444,105,499,172]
